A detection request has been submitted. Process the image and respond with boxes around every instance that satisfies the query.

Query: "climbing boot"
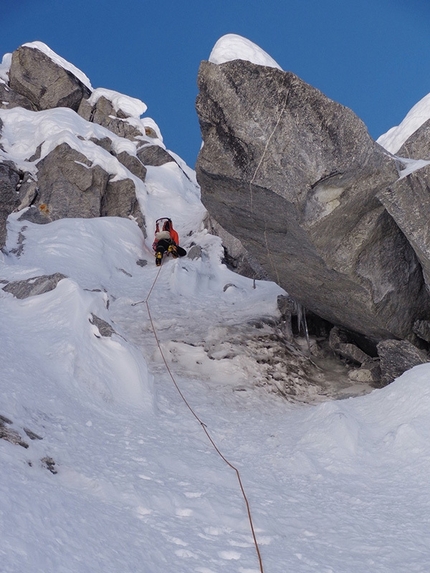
[155,251,163,266]
[168,244,178,258]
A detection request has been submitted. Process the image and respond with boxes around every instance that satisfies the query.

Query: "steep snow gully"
[2,36,430,573]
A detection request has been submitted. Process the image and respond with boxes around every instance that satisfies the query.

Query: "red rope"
[143,266,265,573]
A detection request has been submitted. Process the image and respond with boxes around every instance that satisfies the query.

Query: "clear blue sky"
[2,0,430,167]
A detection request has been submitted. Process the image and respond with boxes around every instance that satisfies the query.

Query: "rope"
[249,91,290,213]
[142,265,265,573]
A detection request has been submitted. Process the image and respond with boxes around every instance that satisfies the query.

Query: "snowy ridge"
[209,33,282,70]
[23,41,92,88]
[377,91,430,154]
[2,39,430,573]
[88,87,147,117]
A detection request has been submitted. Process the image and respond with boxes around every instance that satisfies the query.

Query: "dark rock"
[116,151,147,181]
[329,326,371,365]
[24,428,43,440]
[15,174,38,211]
[0,161,21,247]
[9,45,90,111]
[0,418,28,448]
[41,456,57,474]
[196,59,429,341]
[136,144,175,166]
[20,143,109,223]
[101,177,145,231]
[89,314,116,337]
[90,136,114,153]
[203,214,267,279]
[378,165,430,292]
[78,96,143,141]
[413,319,430,343]
[0,79,37,111]
[348,359,381,384]
[2,273,67,299]
[397,119,430,159]
[377,339,429,386]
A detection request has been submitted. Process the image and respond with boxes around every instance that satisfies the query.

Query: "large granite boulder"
[196,59,430,342]
[9,45,90,111]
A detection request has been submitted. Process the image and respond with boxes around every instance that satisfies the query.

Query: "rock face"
[0,42,153,248]
[9,45,91,111]
[196,59,430,342]
[78,96,143,141]
[0,162,21,246]
[378,165,430,292]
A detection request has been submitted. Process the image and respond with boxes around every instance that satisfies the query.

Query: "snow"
[23,41,92,89]
[2,49,430,573]
[0,106,157,183]
[377,92,430,154]
[0,52,11,83]
[88,87,147,118]
[209,34,282,70]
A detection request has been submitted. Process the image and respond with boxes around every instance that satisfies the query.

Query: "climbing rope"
[141,264,265,573]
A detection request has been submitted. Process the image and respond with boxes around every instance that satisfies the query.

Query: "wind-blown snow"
[2,47,430,573]
[209,33,282,70]
[0,52,11,82]
[0,106,158,181]
[88,87,147,117]
[23,41,92,89]
[377,92,430,154]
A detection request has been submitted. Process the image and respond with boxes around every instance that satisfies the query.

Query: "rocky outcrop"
[0,162,21,246]
[101,177,144,228]
[78,96,143,141]
[22,143,110,222]
[0,43,149,248]
[196,59,430,343]
[0,80,36,111]
[136,144,175,167]
[15,143,145,229]
[2,273,67,299]
[9,45,90,111]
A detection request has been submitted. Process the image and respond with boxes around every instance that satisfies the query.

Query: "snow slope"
[377,92,430,154]
[1,42,430,573]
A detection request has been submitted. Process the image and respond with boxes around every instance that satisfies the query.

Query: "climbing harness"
[138,266,265,573]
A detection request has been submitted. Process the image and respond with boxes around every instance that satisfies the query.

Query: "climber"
[152,217,185,266]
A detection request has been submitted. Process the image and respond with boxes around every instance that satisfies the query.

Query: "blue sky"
[2,0,430,167]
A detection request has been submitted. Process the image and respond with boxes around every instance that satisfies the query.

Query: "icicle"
[296,303,311,356]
